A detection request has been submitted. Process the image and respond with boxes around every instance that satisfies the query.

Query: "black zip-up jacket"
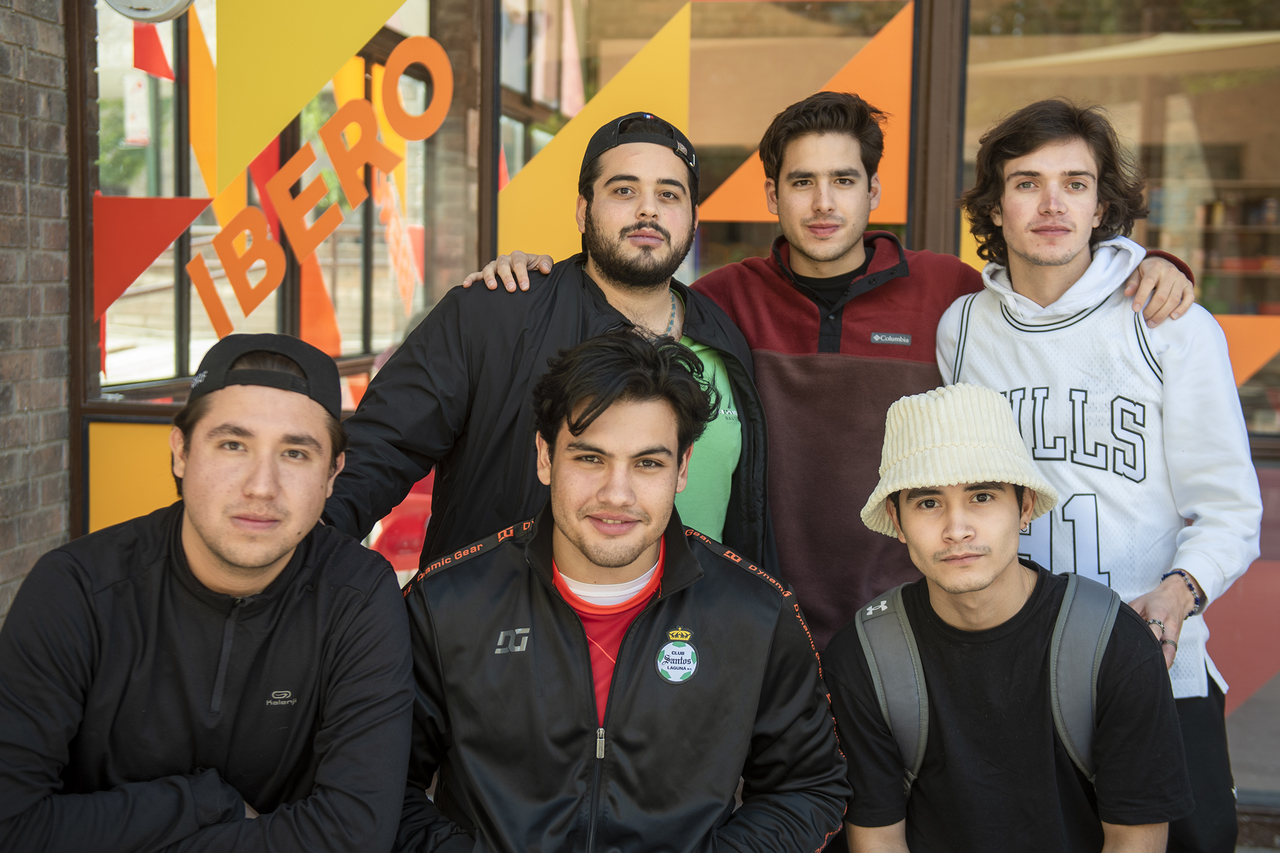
[324,255,773,570]
[394,508,849,853]
[0,503,413,853]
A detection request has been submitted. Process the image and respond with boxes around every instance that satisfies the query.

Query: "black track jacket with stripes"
[394,506,849,853]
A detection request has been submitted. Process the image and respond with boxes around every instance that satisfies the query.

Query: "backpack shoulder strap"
[854,584,928,795]
[1050,572,1122,784]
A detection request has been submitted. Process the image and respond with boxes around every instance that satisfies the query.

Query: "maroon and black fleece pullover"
[695,233,982,649]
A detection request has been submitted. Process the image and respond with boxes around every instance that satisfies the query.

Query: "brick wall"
[0,0,70,629]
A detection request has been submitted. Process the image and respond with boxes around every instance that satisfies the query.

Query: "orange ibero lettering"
[319,98,403,210]
[382,36,453,142]
[185,254,234,338]
[264,142,344,264]
[193,39,455,333]
[212,206,286,317]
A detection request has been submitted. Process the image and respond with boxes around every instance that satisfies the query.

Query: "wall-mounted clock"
[103,0,196,24]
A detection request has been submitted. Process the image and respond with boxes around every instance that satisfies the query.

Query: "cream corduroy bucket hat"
[860,383,1059,537]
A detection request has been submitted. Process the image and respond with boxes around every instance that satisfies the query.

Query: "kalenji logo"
[266,690,297,707]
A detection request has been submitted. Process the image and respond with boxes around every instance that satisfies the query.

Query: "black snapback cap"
[580,112,698,183]
[187,334,341,420]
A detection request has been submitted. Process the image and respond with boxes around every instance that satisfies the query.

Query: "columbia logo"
[871,333,912,346]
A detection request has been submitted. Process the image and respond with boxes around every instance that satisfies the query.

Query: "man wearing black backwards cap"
[325,113,771,571]
[0,334,412,853]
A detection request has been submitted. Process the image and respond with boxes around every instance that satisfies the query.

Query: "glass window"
[497,0,912,279]
[89,0,478,409]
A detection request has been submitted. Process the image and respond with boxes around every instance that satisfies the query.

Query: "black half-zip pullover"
[0,502,412,852]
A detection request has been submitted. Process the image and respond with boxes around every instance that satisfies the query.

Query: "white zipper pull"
[595,727,605,759]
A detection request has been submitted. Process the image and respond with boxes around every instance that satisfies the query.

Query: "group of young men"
[0,88,1263,853]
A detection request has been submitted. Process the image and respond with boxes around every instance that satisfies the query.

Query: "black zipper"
[584,588,666,852]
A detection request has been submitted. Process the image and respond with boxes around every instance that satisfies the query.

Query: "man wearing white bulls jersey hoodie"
[939,99,1262,853]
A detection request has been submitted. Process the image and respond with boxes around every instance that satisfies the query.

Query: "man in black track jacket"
[0,334,412,853]
[395,332,847,853]
[324,112,772,570]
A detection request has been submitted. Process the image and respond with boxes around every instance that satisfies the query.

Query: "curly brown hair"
[961,99,1148,266]
[759,92,886,184]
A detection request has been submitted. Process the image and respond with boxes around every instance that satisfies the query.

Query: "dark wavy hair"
[759,91,887,183]
[171,351,347,496]
[532,330,719,459]
[961,99,1148,266]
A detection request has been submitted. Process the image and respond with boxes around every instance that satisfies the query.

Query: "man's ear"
[1093,201,1105,229]
[536,431,553,487]
[868,172,882,212]
[674,445,693,494]
[886,495,907,545]
[325,452,345,498]
[764,178,779,216]
[991,204,1003,228]
[169,426,188,478]
[1020,488,1036,529]
[576,195,588,235]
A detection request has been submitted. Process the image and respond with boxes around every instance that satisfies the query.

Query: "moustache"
[619,222,672,243]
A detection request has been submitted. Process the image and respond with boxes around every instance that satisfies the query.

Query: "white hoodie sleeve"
[1153,304,1263,604]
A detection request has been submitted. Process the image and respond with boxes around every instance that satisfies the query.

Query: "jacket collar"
[769,231,910,311]
[565,253,721,349]
[523,503,704,599]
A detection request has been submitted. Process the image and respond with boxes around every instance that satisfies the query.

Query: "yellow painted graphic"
[498,4,691,259]
[699,2,914,224]
[88,422,178,533]
[188,6,248,250]
[216,0,408,193]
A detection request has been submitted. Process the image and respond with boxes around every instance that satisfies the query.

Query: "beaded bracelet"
[1161,569,1202,620]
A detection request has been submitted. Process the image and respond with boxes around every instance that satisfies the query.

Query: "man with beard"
[324,113,770,570]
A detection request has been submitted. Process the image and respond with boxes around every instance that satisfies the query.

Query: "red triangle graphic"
[93,193,212,320]
[133,23,175,81]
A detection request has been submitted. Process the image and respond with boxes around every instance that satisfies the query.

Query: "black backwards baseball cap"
[580,112,699,185]
[187,334,341,420]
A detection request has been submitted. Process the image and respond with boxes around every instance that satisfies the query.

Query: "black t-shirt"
[790,253,873,314]
[823,566,1193,853]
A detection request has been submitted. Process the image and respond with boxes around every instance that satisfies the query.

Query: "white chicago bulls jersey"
[938,237,1262,699]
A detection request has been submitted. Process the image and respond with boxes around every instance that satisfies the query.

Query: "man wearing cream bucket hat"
[823,384,1193,853]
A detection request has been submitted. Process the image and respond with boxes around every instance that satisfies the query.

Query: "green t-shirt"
[673,336,742,541]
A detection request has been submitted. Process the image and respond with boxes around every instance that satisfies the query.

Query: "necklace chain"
[662,289,677,337]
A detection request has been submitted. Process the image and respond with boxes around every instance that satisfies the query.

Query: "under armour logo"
[494,628,530,654]
[866,601,889,616]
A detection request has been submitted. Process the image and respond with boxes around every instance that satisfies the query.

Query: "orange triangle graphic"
[93,193,212,320]
[1214,314,1280,387]
[699,2,914,224]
